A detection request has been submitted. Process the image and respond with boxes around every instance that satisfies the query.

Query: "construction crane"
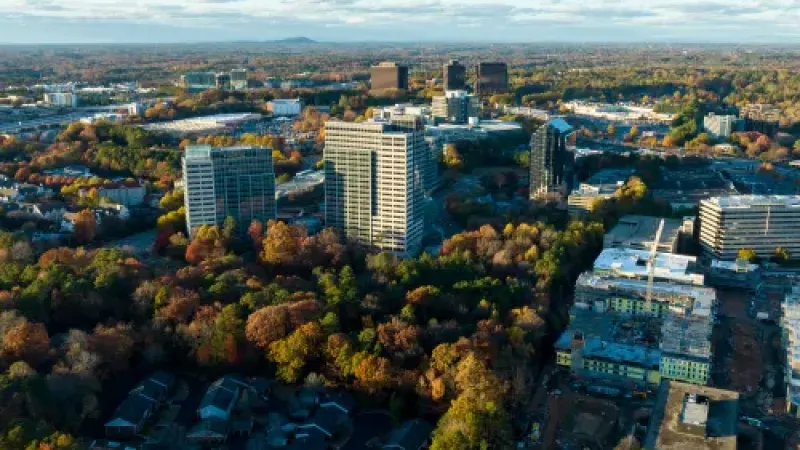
[645,219,665,316]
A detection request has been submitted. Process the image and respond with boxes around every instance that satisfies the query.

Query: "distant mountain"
[270,37,317,44]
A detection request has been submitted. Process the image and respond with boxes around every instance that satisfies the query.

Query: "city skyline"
[2,0,800,44]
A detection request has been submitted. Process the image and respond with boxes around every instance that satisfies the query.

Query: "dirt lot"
[730,321,763,394]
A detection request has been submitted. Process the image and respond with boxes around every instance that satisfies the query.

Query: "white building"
[703,113,737,140]
[699,195,800,261]
[267,99,303,117]
[431,90,478,124]
[592,247,705,286]
[324,117,427,256]
[43,92,78,108]
[784,287,800,417]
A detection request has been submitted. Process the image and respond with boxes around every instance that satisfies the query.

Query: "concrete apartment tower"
[183,145,275,237]
[323,117,426,256]
[529,118,576,200]
[431,90,478,124]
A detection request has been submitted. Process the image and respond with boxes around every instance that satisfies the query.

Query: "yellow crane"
[646,219,665,316]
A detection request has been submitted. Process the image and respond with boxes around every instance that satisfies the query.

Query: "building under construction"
[557,218,715,386]
[782,286,800,417]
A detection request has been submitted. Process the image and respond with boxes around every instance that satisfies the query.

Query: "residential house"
[186,417,229,445]
[383,419,433,450]
[296,392,354,441]
[104,372,174,440]
[289,430,327,450]
[30,202,67,222]
[197,375,251,421]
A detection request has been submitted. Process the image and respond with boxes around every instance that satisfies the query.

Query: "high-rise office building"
[230,69,248,90]
[443,60,466,91]
[699,195,800,261]
[324,117,426,256]
[475,62,508,95]
[370,62,409,91]
[431,90,478,124]
[702,113,738,140]
[183,145,275,237]
[529,118,575,199]
[370,104,439,194]
[740,103,781,137]
[181,72,217,91]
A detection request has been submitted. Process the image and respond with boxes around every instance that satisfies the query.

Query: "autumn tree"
[72,209,97,243]
[1,319,50,366]
[268,322,323,383]
[245,305,291,351]
[738,248,757,262]
[262,220,306,266]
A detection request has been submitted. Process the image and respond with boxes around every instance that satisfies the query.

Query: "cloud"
[0,0,799,42]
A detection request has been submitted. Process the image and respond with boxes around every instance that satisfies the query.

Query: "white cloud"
[1,0,800,41]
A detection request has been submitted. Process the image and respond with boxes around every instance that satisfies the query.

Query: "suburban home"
[186,417,229,445]
[383,419,433,450]
[289,429,327,450]
[197,375,251,421]
[104,372,175,440]
[296,391,355,440]
[104,392,157,439]
[30,202,66,222]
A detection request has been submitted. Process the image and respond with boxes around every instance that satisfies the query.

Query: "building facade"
[370,62,409,91]
[43,92,78,107]
[268,99,303,116]
[431,90,478,124]
[443,60,466,91]
[182,145,275,237]
[740,103,781,137]
[529,118,575,199]
[474,62,508,94]
[703,113,737,140]
[181,72,217,91]
[323,118,426,256]
[699,195,800,261]
[230,69,248,90]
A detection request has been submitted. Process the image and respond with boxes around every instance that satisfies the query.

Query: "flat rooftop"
[593,247,703,286]
[586,168,635,185]
[576,272,715,317]
[644,381,738,450]
[555,329,661,369]
[604,215,681,251]
[702,194,800,209]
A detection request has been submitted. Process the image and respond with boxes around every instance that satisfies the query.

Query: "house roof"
[149,370,174,389]
[200,385,237,413]
[290,429,327,450]
[105,393,156,428]
[187,417,229,439]
[321,391,355,414]
[131,379,167,401]
[301,407,346,437]
[383,419,433,450]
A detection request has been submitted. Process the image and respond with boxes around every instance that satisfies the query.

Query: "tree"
[774,247,791,263]
[268,322,322,383]
[607,124,617,137]
[443,144,463,170]
[262,220,305,266]
[72,209,97,243]
[662,135,675,148]
[738,248,757,262]
[2,320,50,366]
[245,305,291,351]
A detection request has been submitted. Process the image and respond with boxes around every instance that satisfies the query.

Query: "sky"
[1,0,800,44]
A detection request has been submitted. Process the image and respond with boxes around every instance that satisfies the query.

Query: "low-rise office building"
[604,215,682,253]
[567,182,621,217]
[592,247,705,286]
